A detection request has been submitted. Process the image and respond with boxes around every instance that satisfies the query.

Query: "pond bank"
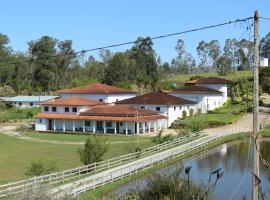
[78,133,251,200]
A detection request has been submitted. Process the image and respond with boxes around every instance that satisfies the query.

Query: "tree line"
[0,32,270,96]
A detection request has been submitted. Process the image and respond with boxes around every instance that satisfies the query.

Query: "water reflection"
[107,140,270,200]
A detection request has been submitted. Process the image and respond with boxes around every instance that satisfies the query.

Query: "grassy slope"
[0,133,155,184]
[167,70,252,84]
[180,102,247,125]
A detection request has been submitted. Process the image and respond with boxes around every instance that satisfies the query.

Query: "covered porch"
[46,119,164,135]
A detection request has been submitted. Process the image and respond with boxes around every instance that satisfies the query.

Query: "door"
[116,122,120,133]
[96,121,103,132]
[48,119,52,130]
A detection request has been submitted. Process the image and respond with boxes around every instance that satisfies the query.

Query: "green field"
[0,133,154,184]
[180,102,248,126]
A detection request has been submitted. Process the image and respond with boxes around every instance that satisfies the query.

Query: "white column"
[148,122,151,133]
[159,119,162,130]
[143,122,145,134]
[154,121,157,132]
[72,120,75,132]
[125,122,128,135]
[93,121,96,133]
[103,121,106,134]
[82,120,85,133]
[63,120,66,132]
[53,119,56,131]
[136,122,139,135]
[114,121,117,134]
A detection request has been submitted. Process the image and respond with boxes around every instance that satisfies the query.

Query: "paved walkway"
[204,111,270,135]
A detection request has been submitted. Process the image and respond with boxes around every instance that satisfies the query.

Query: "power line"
[259,16,270,21]
[0,16,253,67]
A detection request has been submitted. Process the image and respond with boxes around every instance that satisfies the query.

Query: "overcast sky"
[1,0,270,63]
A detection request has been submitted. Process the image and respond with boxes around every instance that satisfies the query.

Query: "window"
[141,106,145,109]
[106,121,112,127]
[65,107,69,112]
[120,122,123,126]
[179,106,182,110]
[156,107,160,111]
[116,99,119,102]
[39,119,42,123]
[52,107,57,112]
[44,107,49,111]
[29,102,33,107]
[99,99,103,102]
[19,102,22,107]
[174,107,176,110]
[72,107,77,112]
[214,101,216,106]
[187,106,189,109]
[85,121,91,126]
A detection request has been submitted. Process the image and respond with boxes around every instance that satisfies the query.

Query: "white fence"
[0,132,201,198]
[62,134,223,198]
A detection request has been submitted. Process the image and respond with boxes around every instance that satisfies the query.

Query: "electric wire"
[0,16,253,67]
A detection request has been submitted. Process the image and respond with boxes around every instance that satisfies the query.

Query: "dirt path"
[0,125,150,145]
[204,112,270,135]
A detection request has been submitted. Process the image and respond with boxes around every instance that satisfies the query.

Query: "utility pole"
[252,10,260,200]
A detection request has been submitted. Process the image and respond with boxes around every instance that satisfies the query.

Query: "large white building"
[35,96,166,134]
[170,77,232,113]
[58,83,136,103]
[116,92,196,127]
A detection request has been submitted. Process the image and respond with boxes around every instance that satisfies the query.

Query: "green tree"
[103,52,130,86]
[78,136,108,165]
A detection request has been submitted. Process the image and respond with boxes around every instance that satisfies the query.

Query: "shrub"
[182,110,187,119]
[207,120,226,126]
[125,168,214,200]
[187,119,207,132]
[152,132,175,144]
[25,158,58,177]
[78,136,108,165]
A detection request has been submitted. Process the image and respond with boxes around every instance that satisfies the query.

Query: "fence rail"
[65,134,223,198]
[0,132,201,198]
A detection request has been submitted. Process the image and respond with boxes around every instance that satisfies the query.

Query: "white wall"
[35,118,47,131]
[60,93,136,103]
[13,101,40,108]
[171,93,224,113]
[123,104,195,128]
[42,105,89,114]
[196,83,228,103]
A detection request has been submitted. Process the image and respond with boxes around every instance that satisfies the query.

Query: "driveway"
[203,112,270,135]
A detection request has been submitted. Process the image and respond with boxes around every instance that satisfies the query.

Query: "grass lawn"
[180,102,249,126]
[25,131,152,143]
[0,133,155,184]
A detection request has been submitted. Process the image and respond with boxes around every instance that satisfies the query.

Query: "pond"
[107,140,270,200]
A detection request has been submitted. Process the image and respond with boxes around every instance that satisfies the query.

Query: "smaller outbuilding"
[8,96,59,108]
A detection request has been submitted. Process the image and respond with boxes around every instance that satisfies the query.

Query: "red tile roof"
[170,86,223,94]
[116,92,195,105]
[59,83,136,94]
[185,77,233,84]
[35,111,165,122]
[80,105,160,117]
[40,96,106,106]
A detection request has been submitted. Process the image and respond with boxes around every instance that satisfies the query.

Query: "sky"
[1,0,270,63]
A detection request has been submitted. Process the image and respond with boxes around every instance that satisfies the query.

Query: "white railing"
[62,134,224,198]
[0,132,201,198]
